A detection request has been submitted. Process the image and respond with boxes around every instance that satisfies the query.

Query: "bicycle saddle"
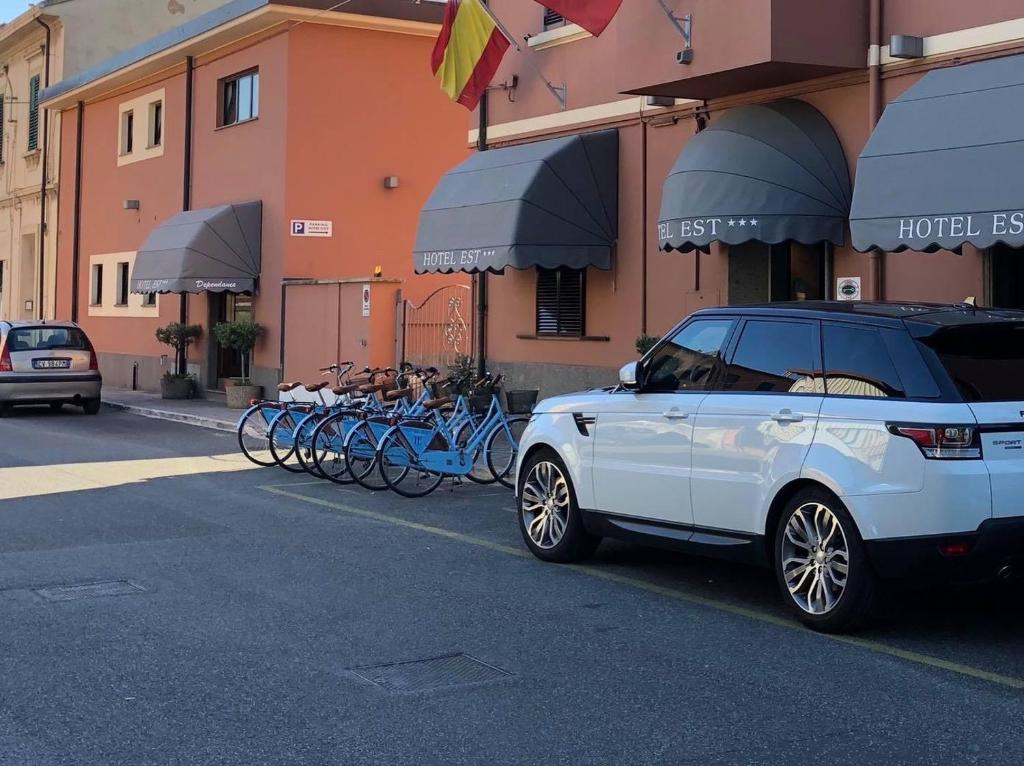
[385,388,412,402]
[277,381,303,393]
[359,383,388,394]
[333,384,360,396]
[424,396,453,409]
[304,382,329,393]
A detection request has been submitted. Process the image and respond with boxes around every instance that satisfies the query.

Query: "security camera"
[676,48,694,65]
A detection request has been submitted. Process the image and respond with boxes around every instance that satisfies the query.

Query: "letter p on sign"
[292,221,306,236]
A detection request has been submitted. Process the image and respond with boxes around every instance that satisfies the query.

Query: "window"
[7,326,89,351]
[917,323,1024,402]
[536,267,585,337]
[823,323,905,398]
[721,320,820,394]
[219,69,259,127]
[121,110,134,155]
[543,8,566,29]
[149,100,163,147]
[115,262,130,306]
[143,292,157,307]
[27,74,40,151]
[642,319,733,393]
[90,264,103,306]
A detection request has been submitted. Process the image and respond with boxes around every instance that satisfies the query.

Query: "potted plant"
[635,333,658,356]
[213,319,265,408]
[155,323,202,399]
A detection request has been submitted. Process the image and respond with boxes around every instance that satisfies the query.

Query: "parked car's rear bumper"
[0,372,102,403]
[864,516,1024,581]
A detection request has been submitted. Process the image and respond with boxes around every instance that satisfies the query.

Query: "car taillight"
[88,344,98,371]
[888,424,981,459]
[0,341,11,372]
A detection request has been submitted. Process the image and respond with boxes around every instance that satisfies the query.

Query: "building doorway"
[989,245,1024,309]
[208,293,254,389]
[728,241,828,304]
[19,233,36,319]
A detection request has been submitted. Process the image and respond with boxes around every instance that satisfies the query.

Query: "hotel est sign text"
[419,248,498,269]
[894,212,1024,241]
[658,217,762,241]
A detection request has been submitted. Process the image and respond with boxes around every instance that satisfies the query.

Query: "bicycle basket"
[505,389,539,415]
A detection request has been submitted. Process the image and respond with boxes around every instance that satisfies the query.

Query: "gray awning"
[659,99,851,252]
[414,130,618,274]
[131,201,262,294]
[851,54,1024,253]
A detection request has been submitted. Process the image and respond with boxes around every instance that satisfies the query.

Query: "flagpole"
[476,0,490,379]
[478,0,566,109]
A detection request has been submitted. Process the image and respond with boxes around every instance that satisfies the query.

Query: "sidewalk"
[102,388,240,432]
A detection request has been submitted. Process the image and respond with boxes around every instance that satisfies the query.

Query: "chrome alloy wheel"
[521,461,570,550]
[781,502,850,615]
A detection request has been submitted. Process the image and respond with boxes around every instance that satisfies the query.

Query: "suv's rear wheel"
[773,488,876,633]
[82,399,101,416]
[517,449,599,563]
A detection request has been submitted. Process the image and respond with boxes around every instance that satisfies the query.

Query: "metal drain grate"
[34,580,146,602]
[349,653,511,693]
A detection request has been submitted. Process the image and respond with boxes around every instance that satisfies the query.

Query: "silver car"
[0,321,103,415]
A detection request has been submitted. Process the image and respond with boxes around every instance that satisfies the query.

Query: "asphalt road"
[0,405,1022,765]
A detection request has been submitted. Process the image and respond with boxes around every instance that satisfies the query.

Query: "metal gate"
[399,284,473,371]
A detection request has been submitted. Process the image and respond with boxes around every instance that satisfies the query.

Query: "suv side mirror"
[619,361,640,389]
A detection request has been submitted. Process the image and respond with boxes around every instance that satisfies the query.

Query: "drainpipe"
[867,0,884,300]
[641,118,648,334]
[475,39,489,379]
[36,16,52,319]
[70,101,84,322]
[179,55,195,376]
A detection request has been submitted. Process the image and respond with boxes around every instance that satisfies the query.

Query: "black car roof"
[692,301,1024,328]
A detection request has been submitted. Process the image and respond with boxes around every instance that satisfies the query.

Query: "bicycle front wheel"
[345,420,387,490]
[312,412,354,485]
[237,405,277,467]
[268,411,304,473]
[485,417,530,489]
[379,426,443,498]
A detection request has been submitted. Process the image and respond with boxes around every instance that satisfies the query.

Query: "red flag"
[431,0,511,110]
[537,0,623,36]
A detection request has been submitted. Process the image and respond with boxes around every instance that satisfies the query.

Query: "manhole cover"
[349,653,511,693]
[34,580,147,602]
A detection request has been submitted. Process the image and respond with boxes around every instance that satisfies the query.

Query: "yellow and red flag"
[431,0,511,111]
[537,0,623,37]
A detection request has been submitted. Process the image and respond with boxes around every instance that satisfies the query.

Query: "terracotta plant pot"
[160,375,194,400]
[226,384,262,409]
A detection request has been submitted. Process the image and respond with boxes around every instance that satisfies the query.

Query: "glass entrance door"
[990,245,1024,309]
[728,242,826,304]
[210,293,254,388]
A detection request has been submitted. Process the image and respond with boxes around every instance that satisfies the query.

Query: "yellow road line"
[0,453,260,501]
[260,484,1024,692]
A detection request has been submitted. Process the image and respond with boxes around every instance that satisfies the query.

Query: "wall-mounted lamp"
[383,176,400,190]
[890,35,924,59]
[373,265,383,278]
[124,199,140,210]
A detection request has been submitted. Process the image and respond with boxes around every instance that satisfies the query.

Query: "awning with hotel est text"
[658,99,851,253]
[414,130,619,274]
[130,202,263,294]
[851,54,1024,253]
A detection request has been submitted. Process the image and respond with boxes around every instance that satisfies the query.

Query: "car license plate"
[32,359,71,370]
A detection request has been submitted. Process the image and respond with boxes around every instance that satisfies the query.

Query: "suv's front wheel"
[773,488,877,633]
[517,449,599,563]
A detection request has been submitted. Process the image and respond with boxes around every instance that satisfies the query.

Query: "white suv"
[515,302,1024,632]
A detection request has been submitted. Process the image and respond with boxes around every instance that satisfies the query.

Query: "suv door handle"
[662,409,689,420]
[771,409,803,423]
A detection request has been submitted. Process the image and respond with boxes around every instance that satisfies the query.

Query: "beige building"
[0,0,228,322]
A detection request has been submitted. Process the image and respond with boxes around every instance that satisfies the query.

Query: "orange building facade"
[415,2,1024,395]
[45,0,468,396]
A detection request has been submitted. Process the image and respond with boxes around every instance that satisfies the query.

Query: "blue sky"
[0,0,32,24]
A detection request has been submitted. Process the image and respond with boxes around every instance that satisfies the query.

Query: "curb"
[103,400,237,433]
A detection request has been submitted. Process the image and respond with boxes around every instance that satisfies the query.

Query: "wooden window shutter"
[536,268,586,337]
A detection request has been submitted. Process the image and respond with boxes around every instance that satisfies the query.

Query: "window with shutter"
[543,8,565,30]
[536,268,586,337]
[28,75,39,151]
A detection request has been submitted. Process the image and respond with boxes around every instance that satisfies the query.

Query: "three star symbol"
[727,218,760,227]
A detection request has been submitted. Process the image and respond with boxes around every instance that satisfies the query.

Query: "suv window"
[823,323,905,398]
[917,323,1024,402]
[642,319,733,392]
[6,327,90,352]
[721,320,820,394]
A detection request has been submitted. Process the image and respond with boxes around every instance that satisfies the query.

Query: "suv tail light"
[87,341,99,371]
[0,339,11,372]
[888,424,981,459]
